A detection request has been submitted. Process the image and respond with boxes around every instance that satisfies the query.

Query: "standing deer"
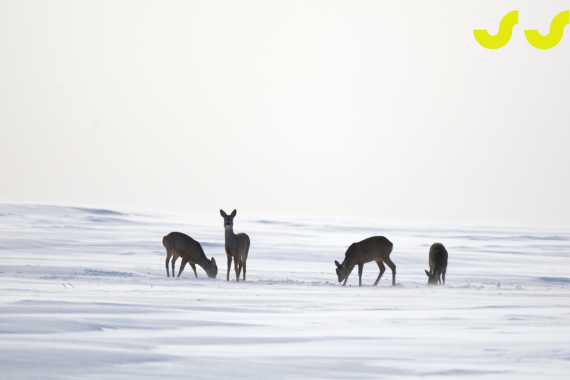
[425,242,448,285]
[335,236,396,286]
[163,232,218,278]
[220,209,250,282]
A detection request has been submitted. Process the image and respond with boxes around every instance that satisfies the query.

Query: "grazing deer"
[220,209,250,282]
[335,236,396,286]
[163,232,218,278]
[425,242,448,285]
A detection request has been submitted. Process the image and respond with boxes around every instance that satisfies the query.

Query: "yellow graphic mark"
[525,11,569,49]
[474,10,518,49]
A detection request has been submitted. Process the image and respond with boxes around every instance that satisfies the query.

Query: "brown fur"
[220,209,250,282]
[163,232,217,278]
[335,236,396,286]
[425,242,448,285]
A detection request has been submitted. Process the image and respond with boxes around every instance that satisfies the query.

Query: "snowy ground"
[1,204,569,379]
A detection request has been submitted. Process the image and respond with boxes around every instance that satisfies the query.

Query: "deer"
[425,242,448,285]
[220,209,250,282]
[334,236,396,287]
[163,232,218,279]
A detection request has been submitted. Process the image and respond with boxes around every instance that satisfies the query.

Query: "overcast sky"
[1,1,569,225]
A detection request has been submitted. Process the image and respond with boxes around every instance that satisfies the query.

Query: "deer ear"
[231,209,236,217]
[425,270,430,277]
[220,210,227,217]
[211,257,217,267]
[335,260,341,268]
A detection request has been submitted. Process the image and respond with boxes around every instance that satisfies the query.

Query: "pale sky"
[1,1,569,225]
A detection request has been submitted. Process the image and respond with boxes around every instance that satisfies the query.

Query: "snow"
[1,204,569,379]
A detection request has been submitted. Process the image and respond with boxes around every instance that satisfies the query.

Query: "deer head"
[205,257,218,278]
[425,270,438,285]
[220,209,236,229]
[335,260,348,282]
[335,244,356,282]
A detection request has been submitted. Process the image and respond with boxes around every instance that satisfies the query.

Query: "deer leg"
[234,256,240,282]
[190,262,198,278]
[177,258,188,278]
[171,256,178,279]
[442,270,446,285]
[373,260,386,286]
[342,265,355,286]
[165,249,172,277]
[383,257,396,286]
[357,263,364,287]
[226,254,232,281]
[242,258,246,281]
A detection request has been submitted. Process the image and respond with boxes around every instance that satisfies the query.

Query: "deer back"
[353,236,393,263]
[163,232,207,262]
[428,243,448,273]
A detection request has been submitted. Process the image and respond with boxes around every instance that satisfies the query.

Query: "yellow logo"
[474,10,569,49]
[474,10,519,49]
[525,11,569,49]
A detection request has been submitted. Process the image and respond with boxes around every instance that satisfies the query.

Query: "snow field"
[1,204,569,379]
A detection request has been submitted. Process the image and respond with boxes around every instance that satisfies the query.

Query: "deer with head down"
[425,242,448,285]
[163,232,218,278]
[220,209,250,282]
[335,236,396,286]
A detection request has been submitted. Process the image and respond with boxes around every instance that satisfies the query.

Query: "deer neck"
[197,257,213,270]
[343,255,356,268]
[196,257,216,277]
[196,255,210,267]
[224,227,237,245]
